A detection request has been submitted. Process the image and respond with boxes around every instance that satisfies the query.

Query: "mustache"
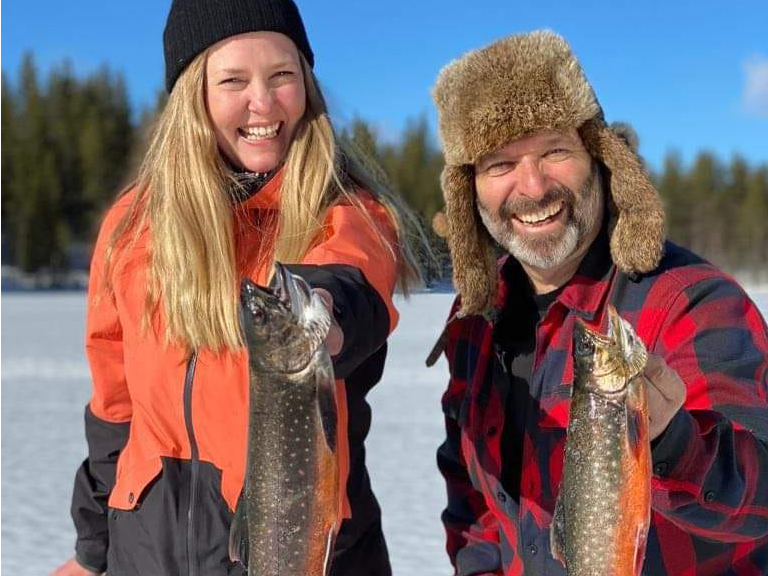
[498,185,576,220]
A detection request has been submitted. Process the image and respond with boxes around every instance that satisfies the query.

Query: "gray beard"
[478,166,602,270]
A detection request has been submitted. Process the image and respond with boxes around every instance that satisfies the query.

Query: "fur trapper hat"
[432,30,665,316]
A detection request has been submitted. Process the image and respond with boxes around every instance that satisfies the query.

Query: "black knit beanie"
[163,0,314,92]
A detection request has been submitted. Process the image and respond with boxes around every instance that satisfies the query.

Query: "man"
[431,30,768,576]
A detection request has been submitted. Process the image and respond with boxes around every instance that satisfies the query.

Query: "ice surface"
[2,290,767,575]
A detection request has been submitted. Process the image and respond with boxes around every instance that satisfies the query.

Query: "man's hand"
[643,353,687,441]
[48,557,102,576]
[313,288,343,357]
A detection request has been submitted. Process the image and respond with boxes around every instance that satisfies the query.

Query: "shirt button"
[128,492,135,504]
[528,544,538,555]
[704,490,715,502]
[653,461,668,476]
[497,491,507,503]
[487,426,498,437]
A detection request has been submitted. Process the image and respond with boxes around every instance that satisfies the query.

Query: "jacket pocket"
[108,457,162,510]
[106,457,243,576]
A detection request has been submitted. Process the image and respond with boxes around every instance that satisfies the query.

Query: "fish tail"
[322,523,338,576]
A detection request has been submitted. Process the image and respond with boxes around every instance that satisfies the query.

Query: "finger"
[643,353,666,380]
[326,325,343,356]
[644,355,678,400]
[313,288,333,311]
[651,369,685,405]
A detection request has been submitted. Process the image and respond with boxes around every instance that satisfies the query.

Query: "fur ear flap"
[580,119,666,274]
[441,164,498,316]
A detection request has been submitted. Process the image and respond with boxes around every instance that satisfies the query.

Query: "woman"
[50,1,423,575]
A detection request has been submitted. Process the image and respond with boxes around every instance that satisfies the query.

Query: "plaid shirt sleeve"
[438,302,503,576]
[438,406,502,576]
[648,272,768,541]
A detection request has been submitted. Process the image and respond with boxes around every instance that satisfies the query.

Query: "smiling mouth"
[514,201,564,226]
[238,121,282,141]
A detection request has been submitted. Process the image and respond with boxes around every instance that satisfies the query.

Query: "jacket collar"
[238,167,284,210]
[557,223,614,320]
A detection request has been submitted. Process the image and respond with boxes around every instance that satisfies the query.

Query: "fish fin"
[634,520,650,575]
[627,404,644,459]
[550,491,567,567]
[317,376,338,453]
[228,490,249,569]
[322,523,338,576]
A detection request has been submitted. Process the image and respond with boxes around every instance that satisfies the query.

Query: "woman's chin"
[232,153,282,174]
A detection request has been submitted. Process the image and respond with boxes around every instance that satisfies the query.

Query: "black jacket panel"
[72,406,130,572]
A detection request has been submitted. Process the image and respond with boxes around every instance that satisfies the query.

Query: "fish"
[551,305,652,576]
[230,262,339,576]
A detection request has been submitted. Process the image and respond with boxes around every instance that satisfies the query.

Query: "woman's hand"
[313,288,343,357]
[48,557,102,576]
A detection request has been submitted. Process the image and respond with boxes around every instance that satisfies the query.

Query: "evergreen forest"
[3,54,766,287]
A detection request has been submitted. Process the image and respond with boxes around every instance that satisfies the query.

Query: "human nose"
[246,81,274,115]
[516,157,547,199]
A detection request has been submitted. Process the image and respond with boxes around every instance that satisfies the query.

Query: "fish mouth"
[239,263,325,347]
[573,321,615,358]
[573,307,647,394]
[241,278,281,308]
[240,263,309,319]
[271,262,313,308]
[240,278,281,331]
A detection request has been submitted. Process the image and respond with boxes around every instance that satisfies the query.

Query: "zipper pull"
[494,344,509,374]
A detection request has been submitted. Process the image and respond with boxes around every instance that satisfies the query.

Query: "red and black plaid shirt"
[438,235,768,576]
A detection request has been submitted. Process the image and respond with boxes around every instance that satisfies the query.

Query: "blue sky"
[2,0,767,170]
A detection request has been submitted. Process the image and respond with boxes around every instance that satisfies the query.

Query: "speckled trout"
[551,305,651,576]
[230,263,339,576]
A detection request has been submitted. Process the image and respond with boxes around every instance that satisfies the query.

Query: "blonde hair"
[104,49,423,352]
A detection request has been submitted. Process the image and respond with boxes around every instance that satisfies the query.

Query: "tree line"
[2,54,767,285]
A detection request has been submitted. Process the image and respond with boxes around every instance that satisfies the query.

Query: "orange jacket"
[83,170,399,525]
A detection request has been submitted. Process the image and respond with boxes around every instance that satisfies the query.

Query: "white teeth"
[517,202,562,224]
[241,122,280,140]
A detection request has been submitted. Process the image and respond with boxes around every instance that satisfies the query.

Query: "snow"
[2,290,767,575]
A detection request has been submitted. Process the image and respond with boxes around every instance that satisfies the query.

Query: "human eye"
[484,160,516,176]
[543,148,571,161]
[218,77,246,88]
[271,69,298,86]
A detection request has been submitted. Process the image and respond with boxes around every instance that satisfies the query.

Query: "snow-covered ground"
[2,290,768,575]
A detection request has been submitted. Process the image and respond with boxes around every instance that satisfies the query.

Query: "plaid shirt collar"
[491,222,615,323]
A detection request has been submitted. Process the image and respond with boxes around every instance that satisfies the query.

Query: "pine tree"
[737,165,768,274]
[10,52,68,274]
[687,152,725,266]
[346,115,380,159]
[47,60,88,245]
[657,151,690,248]
[2,73,19,265]
[127,89,167,176]
[725,156,750,269]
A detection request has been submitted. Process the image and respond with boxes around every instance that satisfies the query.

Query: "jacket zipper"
[183,352,200,576]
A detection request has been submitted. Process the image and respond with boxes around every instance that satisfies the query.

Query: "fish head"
[240,262,331,373]
[573,305,647,398]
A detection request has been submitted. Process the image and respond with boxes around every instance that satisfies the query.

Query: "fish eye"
[574,333,595,356]
[250,305,267,325]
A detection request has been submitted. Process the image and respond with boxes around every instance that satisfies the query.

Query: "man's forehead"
[477,129,583,163]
